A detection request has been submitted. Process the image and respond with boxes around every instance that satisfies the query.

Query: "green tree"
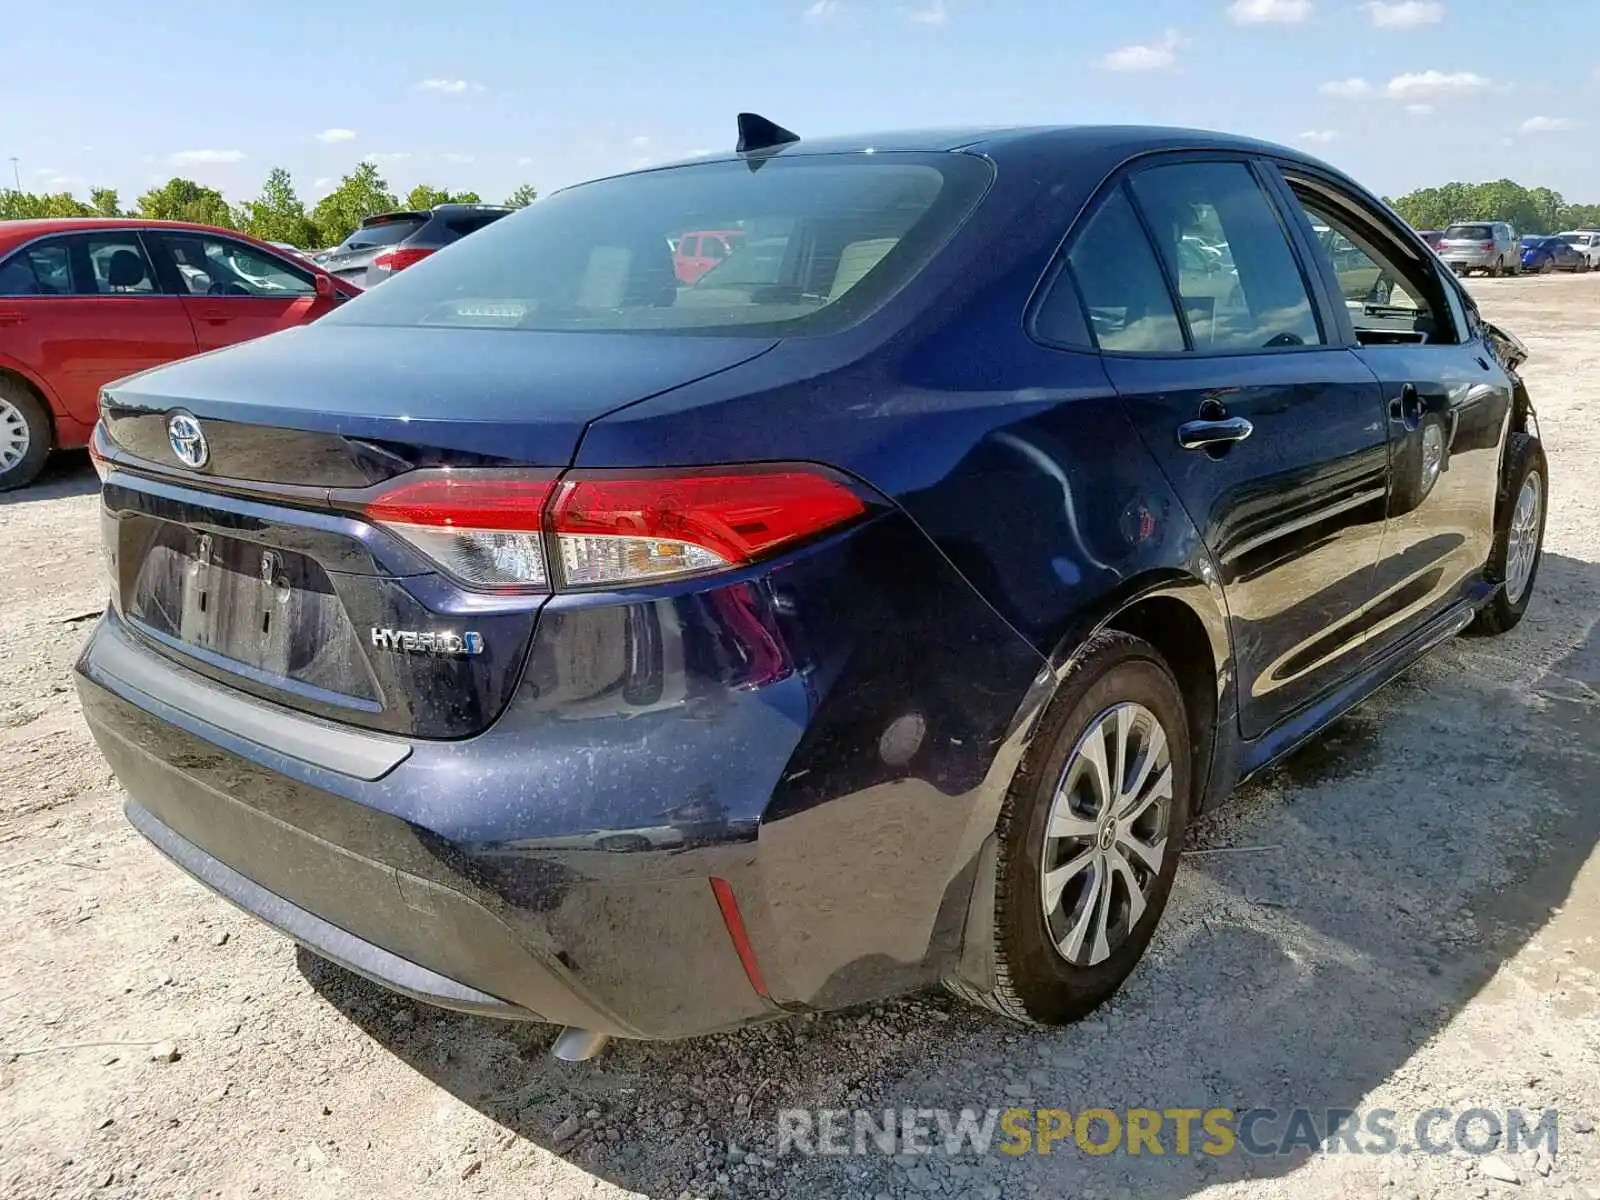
[504,183,538,208]
[89,187,121,217]
[310,163,398,246]
[1389,179,1587,235]
[239,167,319,247]
[403,183,482,209]
[0,189,94,218]
[134,178,236,227]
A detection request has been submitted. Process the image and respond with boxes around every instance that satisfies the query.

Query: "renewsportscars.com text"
[776,1106,1561,1158]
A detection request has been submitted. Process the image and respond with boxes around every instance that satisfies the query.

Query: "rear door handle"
[1177,416,1254,451]
[0,310,23,326]
[197,309,235,324]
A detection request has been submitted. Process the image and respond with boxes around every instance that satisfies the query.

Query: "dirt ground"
[1,273,1598,1200]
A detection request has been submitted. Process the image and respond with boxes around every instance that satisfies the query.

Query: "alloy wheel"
[1505,471,1543,605]
[1039,702,1173,967]
[0,396,30,472]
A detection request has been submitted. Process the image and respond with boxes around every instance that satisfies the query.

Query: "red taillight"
[360,473,556,591]
[550,469,867,587]
[1481,242,1494,251]
[372,246,435,272]
[356,465,866,592]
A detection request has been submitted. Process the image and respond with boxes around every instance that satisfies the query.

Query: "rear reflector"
[710,877,770,999]
[356,465,866,592]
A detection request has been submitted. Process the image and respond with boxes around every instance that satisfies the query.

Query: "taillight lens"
[372,246,435,272]
[363,475,556,590]
[550,470,867,587]
[357,466,867,592]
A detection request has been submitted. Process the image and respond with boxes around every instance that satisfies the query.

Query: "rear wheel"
[950,632,1192,1026]
[0,377,51,492]
[1468,433,1547,636]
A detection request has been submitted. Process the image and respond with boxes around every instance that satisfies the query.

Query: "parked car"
[1557,229,1600,270]
[78,121,1546,1058]
[318,204,513,288]
[1415,229,1445,251]
[1437,220,1522,276]
[1520,235,1587,273]
[0,218,358,490]
[672,229,747,284]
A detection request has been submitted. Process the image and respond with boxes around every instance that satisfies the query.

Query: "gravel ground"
[1,273,1597,1200]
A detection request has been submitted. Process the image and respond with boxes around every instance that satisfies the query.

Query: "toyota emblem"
[166,412,209,470]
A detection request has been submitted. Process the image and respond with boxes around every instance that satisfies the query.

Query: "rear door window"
[82,234,160,294]
[321,155,993,337]
[1042,186,1186,352]
[1127,160,1323,351]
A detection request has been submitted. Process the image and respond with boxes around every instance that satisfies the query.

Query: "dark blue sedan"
[75,117,1548,1057]
[1521,234,1587,272]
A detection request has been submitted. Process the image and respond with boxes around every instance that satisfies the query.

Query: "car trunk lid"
[97,323,778,739]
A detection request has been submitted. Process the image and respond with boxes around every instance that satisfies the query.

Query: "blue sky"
[2,0,1596,209]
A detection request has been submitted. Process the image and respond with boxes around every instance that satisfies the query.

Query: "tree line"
[1386,180,1600,235]
[0,164,539,249]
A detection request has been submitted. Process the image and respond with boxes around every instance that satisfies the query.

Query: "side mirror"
[315,273,340,300]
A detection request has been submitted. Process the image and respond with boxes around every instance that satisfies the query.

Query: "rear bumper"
[77,509,1047,1038]
[124,799,530,1019]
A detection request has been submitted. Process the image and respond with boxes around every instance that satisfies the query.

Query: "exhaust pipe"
[551,1027,610,1062]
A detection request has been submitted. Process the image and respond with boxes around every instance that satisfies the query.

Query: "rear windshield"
[321,154,993,337]
[337,216,426,251]
[1444,224,1494,240]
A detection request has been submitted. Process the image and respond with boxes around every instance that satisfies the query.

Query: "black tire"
[1468,432,1547,637]
[0,376,52,492]
[949,631,1192,1026]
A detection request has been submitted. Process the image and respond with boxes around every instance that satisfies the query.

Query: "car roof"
[634,124,1328,176]
[0,216,285,251]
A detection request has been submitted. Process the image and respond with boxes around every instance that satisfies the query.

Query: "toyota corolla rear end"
[75,144,1048,1044]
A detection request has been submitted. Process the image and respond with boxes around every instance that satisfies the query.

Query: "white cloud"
[630,135,652,149]
[1100,29,1181,72]
[906,0,948,25]
[416,78,482,94]
[312,177,332,189]
[362,152,412,164]
[168,149,246,165]
[317,128,357,144]
[441,152,475,164]
[516,156,534,166]
[687,148,712,157]
[1320,76,1372,98]
[1519,115,1577,133]
[805,0,841,19]
[1405,103,1435,115]
[1385,69,1491,100]
[1227,0,1313,24]
[1365,1,1444,27]
[1296,130,1340,144]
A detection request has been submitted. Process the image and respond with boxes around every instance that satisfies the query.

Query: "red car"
[672,229,746,285]
[0,218,358,490]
